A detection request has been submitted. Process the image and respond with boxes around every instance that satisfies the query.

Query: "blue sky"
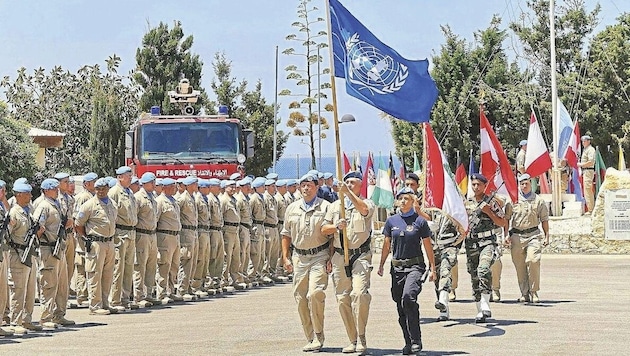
[1,0,627,159]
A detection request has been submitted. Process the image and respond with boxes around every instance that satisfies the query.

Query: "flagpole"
[325,0,349,268]
[422,123,427,208]
[550,0,562,216]
[273,45,279,173]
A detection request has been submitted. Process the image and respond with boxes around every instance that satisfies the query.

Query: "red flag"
[343,152,351,174]
[524,111,553,178]
[539,171,551,194]
[424,124,469,232]
[455,155,467,194]
[480,108,518,203]
[565,120,581,169]
[361,152,375,198]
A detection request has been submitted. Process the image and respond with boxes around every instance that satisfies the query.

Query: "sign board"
[604,189,630,240]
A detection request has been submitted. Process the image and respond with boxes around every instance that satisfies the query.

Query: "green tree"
[133,21,210,115]
[280,0,332,170]
[0,101,39,188]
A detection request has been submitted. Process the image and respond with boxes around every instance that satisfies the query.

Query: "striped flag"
[371,155,395,208]
[455,152,467,194]
[480,108,518,203]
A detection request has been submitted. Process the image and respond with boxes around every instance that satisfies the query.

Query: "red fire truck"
[125,79,254,179]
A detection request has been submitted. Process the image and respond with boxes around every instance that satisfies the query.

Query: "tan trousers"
[75,253,88,300]
[65,233,76,293]
[156,233,180,299]
[192,231,210,290]
[8,252,36,325]
[583,169,595,212]
[178,231,198,295]
[39,246,68,321]
[133,233,157,301]
[111,230,136,306]
[207,229,225,283]
[86,240,115,311]
[239,226,251,280]
[222,228,242,285]
[263,227,280,276]
[248,224,265,279]
[331,251,372,343]
[510,234,542,296]
[452,259,459,290]
[292,250,329,341]
[0,251,8,324]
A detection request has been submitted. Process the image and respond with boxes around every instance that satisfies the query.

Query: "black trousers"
[390,264,425,345]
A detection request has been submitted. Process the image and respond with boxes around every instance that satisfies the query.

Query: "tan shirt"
[134,188,157,231]
[581,145,596,168]
[155,194,181,232]
[8,204,32,245]
[516,149,526,174]
[73,190,94,220]
[194,192,211,228]
[109,183,138,227]
[249,193,266,223]
[59,192,75,219]
[510,193,549,231]
[33,197,62,243]
[236,191,252,225]
[208,193,223,228]
[275,192,287,224]
[75,196,117,238]
[325,198,375,249]
[263,191,278,225]
[177,190,198,227]
[281,197,331,250]
[219,193,240,225]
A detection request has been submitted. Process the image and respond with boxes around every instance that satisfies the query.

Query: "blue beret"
[299,173,318,184]
[54,172,70,180]
[307,170,319,176]
[108,178,117,188]
[198,179,210,188]
[41,178,60,190]
[69,177,75,183]
[236,179,249,187]
[332,178,339,187]
[131,176,139,185]
[317,172,324,179]
[265,179,275,186]
[140,172,156,184]
[470,173,488,184]
[0,180,4,189]
[275,179,287,187]
[242,176,253,185]
[155,178,163,186]
[229,173,242,181]
[323,172,333,179]
[265,173,279,180]
[182,176,198,185]
[221,180,236,189]
[162,178,176,186]
[208,178,221,187]
[287,179,298,186]
[176,178,185,184]
[83,173,98,183]
[519,140,528,146]
[246,175,255,180]
[115,166,132,175]
[343,171,362,181]
[252,177,266,188]
[396,187,414,199]
[518,173,532,182]
[14,177,28,185]
[581,135,591,141]
[94,178,109,188]
[13,183,32,193]
[104,176,114,184]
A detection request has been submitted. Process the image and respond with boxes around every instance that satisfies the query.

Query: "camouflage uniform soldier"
[176,176,199,300]
[155,178,182,304]
[133,172,158,307]
[262,180,279,284]
[249,177,267,283]
[464,173,508,323]
[206,179,225,291]
[72,172,98,306]
[431,211,464,321]
[108,166,138,311]
[192,179,211,297]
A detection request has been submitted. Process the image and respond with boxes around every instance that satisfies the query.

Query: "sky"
[1,0,627,160]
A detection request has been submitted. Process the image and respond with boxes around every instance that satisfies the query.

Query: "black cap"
[343,171,362,181]
[470,173,488,184]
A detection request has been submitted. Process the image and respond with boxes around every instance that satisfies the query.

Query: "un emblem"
[345,33,408,95]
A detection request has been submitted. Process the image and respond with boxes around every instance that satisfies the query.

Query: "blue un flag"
[329,0,438,123]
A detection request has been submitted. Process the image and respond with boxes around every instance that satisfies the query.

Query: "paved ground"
[1,254,629,355]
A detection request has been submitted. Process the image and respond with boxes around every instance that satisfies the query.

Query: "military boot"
[435,290,450,321]
[475,301,486,323]
[480,293,492,318]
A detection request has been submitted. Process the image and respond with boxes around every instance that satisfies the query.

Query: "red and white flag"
[361,152,375,199]
[342,152,352,174]
[424,124,469,233]
[565,120,581,169]
[524,111,553,178]
[480,109,518,203]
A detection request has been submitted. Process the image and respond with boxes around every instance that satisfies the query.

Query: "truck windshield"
[139,121,240,161]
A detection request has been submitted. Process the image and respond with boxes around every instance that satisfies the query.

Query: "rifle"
[52,214,68,259]
[468,181,505,233]
[20,215,41,268]
[0,211,10,263]
[82,235,93,254]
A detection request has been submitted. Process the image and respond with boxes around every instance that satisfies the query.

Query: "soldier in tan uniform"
[129,176,140,194]
[249,177,267,283]
[281,173,332,352]
[507,174,549,303]
[75,178,118,315]
[0,180,14,337]
[72,172,98,306]
[192,179,211,296]
[54,173,76,303]
[236,178,253,285]
[206,178,225,291]
[133,172,158,307]
[273,180,289,281]
[177,176,199,300]
[219,180,245,289]
[7,183,44,334]
[155,178,182,304]
[34,178,74,327]
[262,180,280,284]
[578,135,596,212]
[154,178,164,196]
[108,166,138,311]
[322,171,375,353]
[285,179,300,203]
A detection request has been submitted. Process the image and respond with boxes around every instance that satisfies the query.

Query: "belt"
[240,223,252,229]
[473,230,496,239]
[511,226,540,235]
[197,224,210,231]
[253,220,264,225]
[116,224,135,231]
[292,241,330,256]
[224,222,239,227]
[39,241,56,247]
[156,229,179,236]
[136,228,156,235]
[181,224,197,231]
[9,241,28,250]
[209,226,222,231]
[264,223,277,228]
[582,167,594,170]
[87,235,113,242]
[335,238,371,256]
[391,256,423,268]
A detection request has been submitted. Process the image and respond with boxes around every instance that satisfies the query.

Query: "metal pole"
[318,46,322,170]
[550,0,562,216]
[273,45,279,173]
[296,153,300,179]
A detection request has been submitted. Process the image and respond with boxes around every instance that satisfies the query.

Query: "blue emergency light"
[151,106,161,115]
[218,105,228,115]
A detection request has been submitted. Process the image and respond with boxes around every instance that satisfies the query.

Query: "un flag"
[329,0,438,123]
